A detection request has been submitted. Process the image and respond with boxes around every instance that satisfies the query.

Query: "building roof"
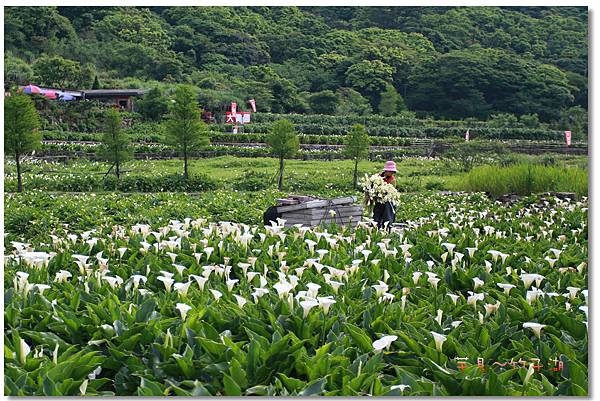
[82,89,146,97]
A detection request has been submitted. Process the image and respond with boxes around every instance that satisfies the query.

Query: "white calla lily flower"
[372,335,398,352]
[209,289,223,301]
[430,331,447,352]
[175,303,192,320]
[299,300,319,318]
[523,322,546,339]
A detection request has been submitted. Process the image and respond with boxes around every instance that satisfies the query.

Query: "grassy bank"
[460,163,588,198]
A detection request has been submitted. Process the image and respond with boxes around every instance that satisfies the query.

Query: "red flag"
[248,99,256,112]
[231,102,237,114]
[564,130,572,146]
[465,129,470,141]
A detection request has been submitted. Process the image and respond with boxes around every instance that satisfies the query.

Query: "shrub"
[443,140,509,171]
[231,170,273,191]
[425,180,447,191]
[105,173,218,192]
[497,153,526,167]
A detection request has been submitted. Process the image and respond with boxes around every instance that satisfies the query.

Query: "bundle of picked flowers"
[360,173,402,212]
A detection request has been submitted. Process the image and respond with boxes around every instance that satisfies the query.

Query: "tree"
[378,84,403,116]
[32,54,83,88]
[345,60,394,108]
[336,87,372,115]
[343,124,371,188]
[163,85,210,179]
[4,53,34,87]
[92,75,100,89]
[266,119,299,190]
[558,106,588,141]
[519,113,540,128]
[308,90,340,114]
[4,92,41,192]
[98,108,131,180]
[489,113,519,128]
[137,87,169,121]
[80,63,96,89]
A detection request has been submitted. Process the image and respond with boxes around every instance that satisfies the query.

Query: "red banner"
[248,99,256,112]
[231,102,237,114]
[564,130,572,146]
[225,112,235,124]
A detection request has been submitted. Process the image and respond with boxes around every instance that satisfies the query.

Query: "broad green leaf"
[299,377,327,396]
[343,323,372,353]
[223,374,242,396]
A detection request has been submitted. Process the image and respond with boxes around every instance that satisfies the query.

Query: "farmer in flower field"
[373,161,398,229]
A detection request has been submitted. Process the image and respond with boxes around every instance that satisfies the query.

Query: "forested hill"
[5,6,588,123]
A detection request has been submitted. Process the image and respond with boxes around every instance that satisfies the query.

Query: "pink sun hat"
[383,160,397,172]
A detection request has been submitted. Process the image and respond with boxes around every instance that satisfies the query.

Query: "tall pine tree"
[163,85,210,179]
[99,108,131,180]
[343,124,370,189]
[4,92,41,192]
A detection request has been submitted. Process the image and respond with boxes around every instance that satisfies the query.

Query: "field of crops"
[34,105,588,163]
[4,191,588,396]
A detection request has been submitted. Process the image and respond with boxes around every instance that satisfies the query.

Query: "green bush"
[104,173,218,192]
[425,180,447,191]
[5,172,218,193]
[231,170,273,191]
[497,153,526,167]
[461,163,588,198]
[443,140,509,171]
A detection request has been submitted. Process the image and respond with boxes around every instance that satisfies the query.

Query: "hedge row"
[42,131,419,147]
[4,172,218,193]
[35,143,431,161]
[251,112,491,128]
[212,122,563,140]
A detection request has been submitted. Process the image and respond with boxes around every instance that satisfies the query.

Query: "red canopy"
[42,90,57,99]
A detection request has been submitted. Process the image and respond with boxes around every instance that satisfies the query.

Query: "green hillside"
[5,6,587,124]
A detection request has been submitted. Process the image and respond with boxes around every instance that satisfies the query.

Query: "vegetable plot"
[4,194,587,395]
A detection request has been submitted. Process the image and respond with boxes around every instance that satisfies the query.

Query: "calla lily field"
[4,191,588,396]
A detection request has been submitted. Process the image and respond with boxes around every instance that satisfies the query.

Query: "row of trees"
[5,6,587,121]
[5,87,372,192]
[266,120,369,190]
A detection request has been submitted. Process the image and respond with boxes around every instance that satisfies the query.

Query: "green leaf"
[247,339,262,382]
[135,298,157,323]
[479,327,490,348]
[229,358,248,389]
[570,383,587,396]
[223,374,242,396]
[278,373,305,393]
[137,377,165,396]
[548,334,577,361]
[566,359,588,389]
[343,323,372,353]
[245,385,269,395]
[21,331,70,351]
[299,377,327,396]
[197,337,227,357]
[556,313,587,340]
[43,376,61,396]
